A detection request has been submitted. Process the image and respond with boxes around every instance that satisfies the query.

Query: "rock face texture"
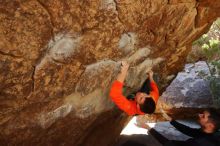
[0,0,220,146]
[159,61,214,119]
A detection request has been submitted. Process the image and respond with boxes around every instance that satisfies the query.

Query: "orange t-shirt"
[109,80,159,116]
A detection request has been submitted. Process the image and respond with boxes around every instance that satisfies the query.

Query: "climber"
[109,61,159,116]
[136,109,220,146]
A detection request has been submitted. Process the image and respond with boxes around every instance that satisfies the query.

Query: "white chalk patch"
[64,88,113,119]
[38,104,73,129]
[34,33,82,71]
[84,60,116,75]
[48,33,82,61]
[118,32,137,54]
[127,47,151,63]
[75,60,117,95]
[100,0,116,10]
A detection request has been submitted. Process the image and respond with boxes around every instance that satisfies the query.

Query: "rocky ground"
[116,116,199,146]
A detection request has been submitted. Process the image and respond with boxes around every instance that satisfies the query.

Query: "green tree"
[193,18,220,108]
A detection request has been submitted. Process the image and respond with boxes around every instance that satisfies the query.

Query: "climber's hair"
[139,97,156,114]
[206,108,220,130]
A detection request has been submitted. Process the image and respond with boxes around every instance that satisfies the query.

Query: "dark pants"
[139,78,151,94]
[149,129,187,146]
[127,78,151,100]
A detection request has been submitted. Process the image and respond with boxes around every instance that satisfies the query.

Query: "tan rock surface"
[0,0,220,145]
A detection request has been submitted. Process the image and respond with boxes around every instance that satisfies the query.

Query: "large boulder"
[0,0,220,145]
[159,61,214,119]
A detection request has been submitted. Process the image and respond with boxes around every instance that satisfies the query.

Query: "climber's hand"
[120,61,129,73]
[135,121,151,130]
[161,108,172,121]
[146,69,153,80]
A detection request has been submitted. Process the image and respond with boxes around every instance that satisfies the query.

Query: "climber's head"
[198,109,220,133]
[135,92,156,114]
